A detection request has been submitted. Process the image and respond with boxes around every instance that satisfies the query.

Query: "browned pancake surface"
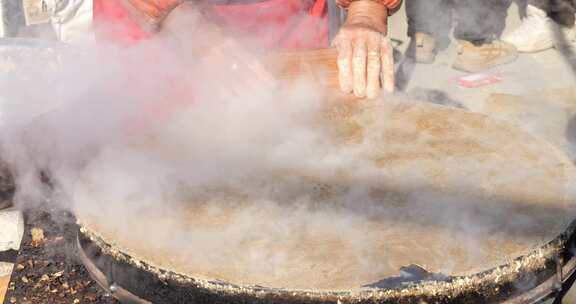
[76,101,576,291]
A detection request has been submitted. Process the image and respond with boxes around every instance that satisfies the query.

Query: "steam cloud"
[0,7,573,291]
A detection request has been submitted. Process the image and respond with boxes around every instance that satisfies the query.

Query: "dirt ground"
[2,207,117,304]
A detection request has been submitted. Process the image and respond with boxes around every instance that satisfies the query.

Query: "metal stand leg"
[76,235,152,304]
[552,267,576,304]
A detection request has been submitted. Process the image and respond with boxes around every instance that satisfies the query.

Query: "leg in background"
[453,0,512,45]
[451,0,518,72]
[405,0,452,63]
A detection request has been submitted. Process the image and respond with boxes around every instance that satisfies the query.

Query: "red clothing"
[93,0,329,49]
[93,0,152,43]
[209,0,328,49]
[92,0,331,133]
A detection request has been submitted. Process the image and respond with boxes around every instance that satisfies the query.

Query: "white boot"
[503,5,576,53]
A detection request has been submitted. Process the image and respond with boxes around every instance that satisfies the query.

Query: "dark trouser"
[528,0,576,27]
[406,0,512,46]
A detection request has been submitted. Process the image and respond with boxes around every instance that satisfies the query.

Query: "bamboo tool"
[268,48,366,102]
[269,48,341,91]
[269,46,393,99]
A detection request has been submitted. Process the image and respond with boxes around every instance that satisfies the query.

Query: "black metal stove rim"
[76,218,576,304]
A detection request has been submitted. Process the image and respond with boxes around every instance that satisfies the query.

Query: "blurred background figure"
[503,0,576,53]
[49,0,93,44]
[405,0,517,73]
[0,0,93,44]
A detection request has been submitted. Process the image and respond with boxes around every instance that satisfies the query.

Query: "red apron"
[92,0,329,133]
[93,0,329,49]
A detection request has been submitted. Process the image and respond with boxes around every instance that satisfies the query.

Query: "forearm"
[121,0,403,33]
[338,0,401,36]
[336,0,403,14]
[119,0,191,31]
[345,1,389,33]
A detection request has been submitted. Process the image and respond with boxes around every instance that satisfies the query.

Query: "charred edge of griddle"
[78,220,576,302]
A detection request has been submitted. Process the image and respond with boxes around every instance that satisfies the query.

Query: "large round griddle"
[76,99,576,303]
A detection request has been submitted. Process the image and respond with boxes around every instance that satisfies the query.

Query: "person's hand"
[332,1,395,99]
